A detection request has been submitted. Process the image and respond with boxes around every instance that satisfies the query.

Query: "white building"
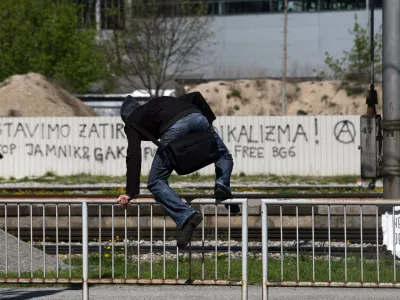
[77,0,382,78]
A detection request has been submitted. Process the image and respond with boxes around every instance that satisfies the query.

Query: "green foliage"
[339,81,365,96]
[0,0,108,92]
[43,171,57,177]
[230,89,242,98]
[322,14,382,83]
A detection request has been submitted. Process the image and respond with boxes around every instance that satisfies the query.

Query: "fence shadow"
[0,287,78,300]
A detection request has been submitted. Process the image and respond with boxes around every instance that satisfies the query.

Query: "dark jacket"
[121,92,216,196]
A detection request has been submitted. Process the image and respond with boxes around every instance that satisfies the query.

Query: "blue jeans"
[147,112,234,228]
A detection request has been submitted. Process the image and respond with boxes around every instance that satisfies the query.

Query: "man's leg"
[147,115,207,249]
[210,127,240,214]
[212,127,234,188]
[147,149,197,229]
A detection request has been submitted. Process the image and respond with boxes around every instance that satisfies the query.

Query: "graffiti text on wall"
[0,122,125,140]
[0,121,127,163]
[214,122,312,159]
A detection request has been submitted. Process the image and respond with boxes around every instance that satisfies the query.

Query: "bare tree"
[103,0,215,97]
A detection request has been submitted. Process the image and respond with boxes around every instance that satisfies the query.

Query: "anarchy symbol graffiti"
[334,120,356,144]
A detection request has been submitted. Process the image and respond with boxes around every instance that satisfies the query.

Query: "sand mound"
[186,79,383,116]
[288,80,383,116]
[0,73,97,117]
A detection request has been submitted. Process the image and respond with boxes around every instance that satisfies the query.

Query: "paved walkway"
[0,285,398,300]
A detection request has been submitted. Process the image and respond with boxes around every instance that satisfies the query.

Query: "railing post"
[82,201,89,300]
[262,201,268,300]
[242,199,248,300]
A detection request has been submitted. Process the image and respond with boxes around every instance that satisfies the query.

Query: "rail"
[261,199,400,300]
[0,198,249,300]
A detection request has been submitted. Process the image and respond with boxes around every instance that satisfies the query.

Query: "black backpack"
[130,122,219,175]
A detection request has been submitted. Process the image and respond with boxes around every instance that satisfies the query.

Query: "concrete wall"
[0,115,360,178]
[198,9,382,78]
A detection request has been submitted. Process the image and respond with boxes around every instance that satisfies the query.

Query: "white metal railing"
[261,199,400,300]
[0,198,248,300]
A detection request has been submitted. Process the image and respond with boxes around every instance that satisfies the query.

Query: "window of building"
[223,0,272,14]
[73,0,382,25]
[101,0,125,29]
[72,0,96,28]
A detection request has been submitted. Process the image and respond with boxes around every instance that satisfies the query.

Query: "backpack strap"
[129,121,166,150]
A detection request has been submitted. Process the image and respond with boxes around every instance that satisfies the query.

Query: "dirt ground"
[0,73,97,117]
[185,79,383,116]
[0,74,382,117]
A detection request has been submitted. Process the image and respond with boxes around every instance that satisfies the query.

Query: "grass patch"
[43,171,57,177]
[0,255,399,286]
[1,173,361,185]
[338,81,366,97]
[0,172,375,196]
[230,89,241,98]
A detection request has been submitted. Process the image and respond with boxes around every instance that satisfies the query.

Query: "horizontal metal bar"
[0,199,248,205]
[0,200,90,204]
[86,279,242,285]
[0,277,240,286]
[266,281,400,288]
[88,199,247,205]
[4,279,399,288]
[261,199,400,206]
[0,278,84,284]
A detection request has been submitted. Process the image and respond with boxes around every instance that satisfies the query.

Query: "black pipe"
[367,0,378,115]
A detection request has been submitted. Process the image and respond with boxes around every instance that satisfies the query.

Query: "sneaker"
[214,183,233,199]
[214,183,240,215]
[177,213,203,250]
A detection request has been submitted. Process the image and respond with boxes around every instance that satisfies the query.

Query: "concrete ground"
[0,285,398,300]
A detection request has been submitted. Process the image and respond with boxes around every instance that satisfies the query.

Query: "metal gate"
[261,199,400,300]
[0,198,248,300]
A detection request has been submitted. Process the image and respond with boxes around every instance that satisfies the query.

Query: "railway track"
[39,244,389,259]
[0,184,369,189]
[0,184,377,193]
[8,227,383,244]
[0,192,383,198]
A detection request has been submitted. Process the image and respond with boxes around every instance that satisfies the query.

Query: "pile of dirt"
[0,73,97,117]
[185,79,383,116]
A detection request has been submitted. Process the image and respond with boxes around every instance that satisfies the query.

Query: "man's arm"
[176,92,216,123]
[124,124,142,197]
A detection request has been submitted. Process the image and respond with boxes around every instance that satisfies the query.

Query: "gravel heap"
[0,229,67,274]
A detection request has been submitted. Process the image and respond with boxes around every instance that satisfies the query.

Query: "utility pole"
[126,0,133,28]
[369,0,375,92]
[366,0,370,51]
[281,0,288,116]
[366,0,377,117]
[95,0,101,39]
[382,0,400,199]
